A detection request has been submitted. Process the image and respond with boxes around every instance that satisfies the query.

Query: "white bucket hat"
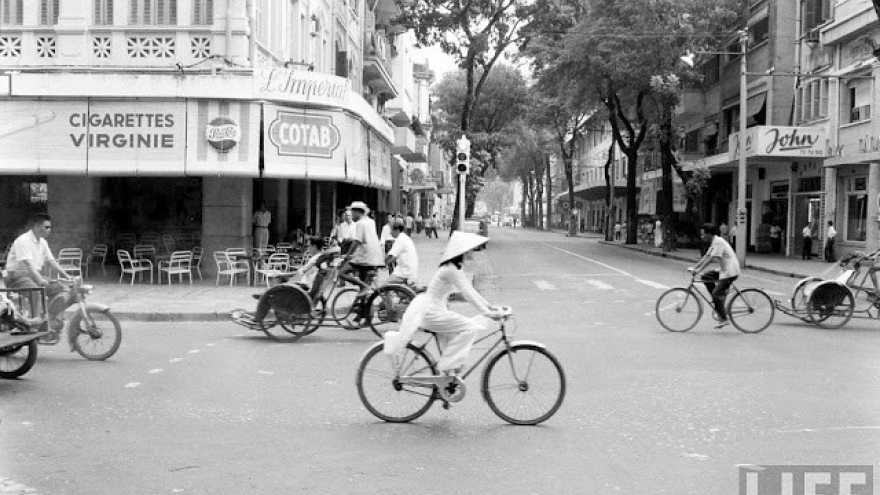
[349,201,370,213]
[439,231,488,264]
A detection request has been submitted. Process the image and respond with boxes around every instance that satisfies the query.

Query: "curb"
[599,240,811,279]
[112,311,231,322]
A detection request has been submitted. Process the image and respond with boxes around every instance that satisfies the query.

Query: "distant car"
[501,217,513,227]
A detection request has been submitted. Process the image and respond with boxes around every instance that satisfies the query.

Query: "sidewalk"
[598,239,832,279]
[75,229,468,322]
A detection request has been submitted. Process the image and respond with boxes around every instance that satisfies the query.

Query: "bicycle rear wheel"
[356,342,438,423]
[0,339,38,379]
[727,289,775,333]
[330,287,360,330]
[655,288,702,332]
[258,285,314,342]
[367,285,416,338]
[482,344,565,425]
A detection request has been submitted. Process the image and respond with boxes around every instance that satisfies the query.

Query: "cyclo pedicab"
[775,249,880,329]
[0,286,47,379]
[231,255,418,342]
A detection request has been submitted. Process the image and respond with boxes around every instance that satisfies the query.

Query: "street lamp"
[681,29,749,265]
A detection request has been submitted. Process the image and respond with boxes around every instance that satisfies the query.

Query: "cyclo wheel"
[367,284,416,338]
[0,338,38,379]
[356,342,439,423]
[481,344,566,425]
[330,287,361,330]
[727,289,775,333]
[806,283,854,329]
[259,285,314,342]
[655,288,702,332]
[69,309,123,360]
[792,277,822,321]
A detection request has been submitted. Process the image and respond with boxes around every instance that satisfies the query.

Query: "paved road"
[2,227,879,494]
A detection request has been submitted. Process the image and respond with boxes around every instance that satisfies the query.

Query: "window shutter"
[130,0,138,24]
[144,0,152,24]
[803,0,816,31]
[52,0,58,24]
[2,0,9,24]
[157,0,165,24]
[169,0,177,24]
[40,0,48,24]
[205,0,213,24]
[336,49,348,77]
[193,0,201,24]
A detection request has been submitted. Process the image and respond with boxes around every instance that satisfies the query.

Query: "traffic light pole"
[459,172,466,232]
[455,134,471,232]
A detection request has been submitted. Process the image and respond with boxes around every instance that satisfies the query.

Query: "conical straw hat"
[439,231,488,264]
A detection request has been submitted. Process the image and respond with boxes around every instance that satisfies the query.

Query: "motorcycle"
[44,278,122,360]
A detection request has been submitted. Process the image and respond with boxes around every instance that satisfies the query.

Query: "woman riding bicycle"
[384,231,501,373]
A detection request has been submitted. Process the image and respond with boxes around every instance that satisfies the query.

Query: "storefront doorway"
[100,177,202,240]
[794,195,822,258]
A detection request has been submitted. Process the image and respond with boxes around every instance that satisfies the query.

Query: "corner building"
[0,0,425,274]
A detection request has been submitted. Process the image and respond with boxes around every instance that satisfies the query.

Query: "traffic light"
[455,135,470,175]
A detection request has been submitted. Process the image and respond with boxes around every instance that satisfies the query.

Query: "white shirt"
[351,216,384,266]
[827,226,837,239]
[802,226,812,238]
[379,224,393,247]
[707,235,741,279]
[388,233,418,280]
[253,210,271,228]
[6,231,55,274]
[335,221,355,241]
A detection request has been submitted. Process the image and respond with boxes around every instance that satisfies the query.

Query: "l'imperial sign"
[267,111,340,158]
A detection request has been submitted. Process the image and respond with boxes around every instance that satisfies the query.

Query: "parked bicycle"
[356,306,566,425]
[655,272,775,333]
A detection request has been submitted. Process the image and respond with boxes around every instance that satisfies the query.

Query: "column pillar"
[202,177,252,276]
[824,164,837,232]
[276,179,289,241]
[55,0,89,62]
[304,180,312,231]
[47,176,100,251]
[866,162,880,253]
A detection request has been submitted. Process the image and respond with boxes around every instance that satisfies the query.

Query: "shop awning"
[558,185,634,202]
[746,92,767,119]
[401,184,437,193]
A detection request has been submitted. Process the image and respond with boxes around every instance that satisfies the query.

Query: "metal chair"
[133,244,156,262]
[214,251,250,286]
[85,244,109,278]
[158,250,193,285]
[117,250,153,285]
[162,234,176,255]
[254,253,290,287]
[191,246,204,280]
[57,248,83,278]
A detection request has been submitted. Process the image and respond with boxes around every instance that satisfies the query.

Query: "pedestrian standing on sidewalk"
[614,222,622,241]
[654,218,663,248]
[824,221,837,262]
[730,223,737,251]
[425,214,438,238]
[689,223,741,329]
[404,213,414,236]
[770,223,782,253]
[802,223,813,260]
[253,203,271,249]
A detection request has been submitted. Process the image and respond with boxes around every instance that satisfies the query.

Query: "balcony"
[363,30,398,98]
[392,126,417,155]
[385,91,414,127]
[398,136,428,163]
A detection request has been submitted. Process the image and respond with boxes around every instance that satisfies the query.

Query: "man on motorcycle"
[4,213,71,333]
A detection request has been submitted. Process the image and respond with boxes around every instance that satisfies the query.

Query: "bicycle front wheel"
[655,288,702,332]
[69,309,122,360]
[727,289,775,333]
[330,287,360,330]
[367,285,416,338]
[356,342,438,423]
[482,344,566,425]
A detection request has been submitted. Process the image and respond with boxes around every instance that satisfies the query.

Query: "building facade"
[0,0,429,273]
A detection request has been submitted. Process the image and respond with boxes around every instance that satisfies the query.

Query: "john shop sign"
[267,111,341,159]
[731,126,827,159]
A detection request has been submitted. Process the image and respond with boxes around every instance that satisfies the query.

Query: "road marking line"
[124,382,140,388]
[206,343,217,347]
[586,280,614,290]
[533,280,556,290]
[636,279,670,290]
[545,243,633,276]
[147,368,164,374]
[257,370,274,375]
[169,358,183,363]
[187,349,201,354]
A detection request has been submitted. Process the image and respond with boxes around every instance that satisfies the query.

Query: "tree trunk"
[535,170,544,229]
[604,141,615,241]
[546,155,553,231]
[565,137,578,236]
[659,107,675,252]
[624,151,639,244]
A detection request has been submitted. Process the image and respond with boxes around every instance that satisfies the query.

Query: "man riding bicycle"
[385,218,418,286]
[689,223,741,329]
[339,201,384,321]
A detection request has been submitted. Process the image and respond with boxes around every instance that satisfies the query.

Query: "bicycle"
[655,271,775,333]
[355,306,566,425]
[328,266,416,338]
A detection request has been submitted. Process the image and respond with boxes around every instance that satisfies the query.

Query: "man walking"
[824,221,837,262]
[5,213,72,336]
[690,224,741,329]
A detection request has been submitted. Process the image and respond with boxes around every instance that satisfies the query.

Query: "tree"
[497,123,551,227]
[531,0,738,245]
[398,0,536,230]
[430,65,529,217]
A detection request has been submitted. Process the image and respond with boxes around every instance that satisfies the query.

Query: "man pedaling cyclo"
[337,201,385,323]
